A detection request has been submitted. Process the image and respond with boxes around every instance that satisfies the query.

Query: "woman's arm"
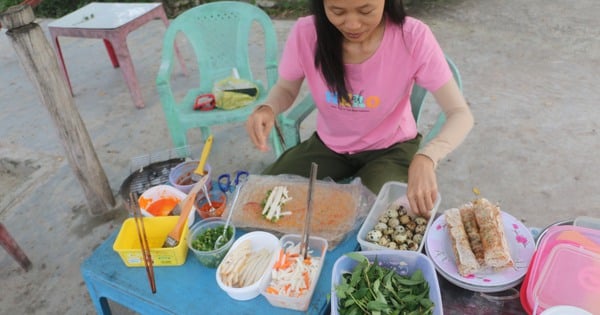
[245,77,304,151]
[417,77,474,166]
[407,77,473,217]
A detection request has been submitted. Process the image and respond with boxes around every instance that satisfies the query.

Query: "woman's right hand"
[246,105,275,152]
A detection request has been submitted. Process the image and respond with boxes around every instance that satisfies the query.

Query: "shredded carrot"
[303,271,310,289]
[266,287,279,295]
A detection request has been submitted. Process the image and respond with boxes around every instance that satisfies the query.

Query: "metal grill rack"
[119,146,191,203]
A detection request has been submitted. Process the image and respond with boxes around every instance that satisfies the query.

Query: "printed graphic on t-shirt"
[325,90,381,112]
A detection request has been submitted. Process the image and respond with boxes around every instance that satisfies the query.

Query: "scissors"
[218,170,249,193]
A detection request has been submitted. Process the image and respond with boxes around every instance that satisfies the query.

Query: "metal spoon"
[214,182,243,249]
[300,162,318,260]
[202,183,216,214]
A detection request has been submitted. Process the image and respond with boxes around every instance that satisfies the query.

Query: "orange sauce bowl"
[138,185,187,218]
[195,189,227,219]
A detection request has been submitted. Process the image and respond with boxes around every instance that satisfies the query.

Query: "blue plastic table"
[81,227,359,315]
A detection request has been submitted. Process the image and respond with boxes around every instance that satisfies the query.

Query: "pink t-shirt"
[279,16,452,154]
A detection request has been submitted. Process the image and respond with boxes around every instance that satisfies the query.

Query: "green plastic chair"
[271,55,463,157]
[156,1,278,148]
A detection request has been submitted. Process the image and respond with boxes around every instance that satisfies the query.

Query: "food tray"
[331,250,443,315]
[261,234,328,311]
[226,175,375,249]
[357,181,440,253]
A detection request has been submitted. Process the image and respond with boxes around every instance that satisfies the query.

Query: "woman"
[246,0,473,217]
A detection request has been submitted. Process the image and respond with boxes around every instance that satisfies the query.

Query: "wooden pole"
[1,5,115,215]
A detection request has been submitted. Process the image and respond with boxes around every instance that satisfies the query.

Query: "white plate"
[426,239,524,293]
[425,210,535,291]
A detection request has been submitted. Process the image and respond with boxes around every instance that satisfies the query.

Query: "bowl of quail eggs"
[356,182,440,252]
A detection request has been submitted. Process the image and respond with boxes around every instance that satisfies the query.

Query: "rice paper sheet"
[225,174,375,249]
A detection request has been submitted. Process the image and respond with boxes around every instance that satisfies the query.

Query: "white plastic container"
[357,181,440,253]
[261,234,328,311]
[137,185,194,226]
[216,231,279,301]
[331,250,443,315]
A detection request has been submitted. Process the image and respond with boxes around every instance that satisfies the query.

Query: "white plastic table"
[48,2,184,108]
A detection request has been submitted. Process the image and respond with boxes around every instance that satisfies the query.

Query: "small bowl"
[216,231,280,301]
[195,189,227,219]
[137,185,195,226]
[169,160,212,194]
[187,218,235,268]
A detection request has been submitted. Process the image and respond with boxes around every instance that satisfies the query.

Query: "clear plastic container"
[522,225,600,314]
[533,244,600,314]
[187,218,235,268]
[261,234,328,311]
[357,181,440,253]
[574,216,600,231]
[331,250,443,315]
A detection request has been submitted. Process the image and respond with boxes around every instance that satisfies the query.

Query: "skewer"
[300,162,318,260]
[130,192,157,293]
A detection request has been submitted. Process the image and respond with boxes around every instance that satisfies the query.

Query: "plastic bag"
[224,174,376,249]
[212,77,259,110]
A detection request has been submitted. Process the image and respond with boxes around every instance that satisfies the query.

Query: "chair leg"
[0,223,32,271]
[200,127,211,141]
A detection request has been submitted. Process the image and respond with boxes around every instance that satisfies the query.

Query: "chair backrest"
[160,1,279,92]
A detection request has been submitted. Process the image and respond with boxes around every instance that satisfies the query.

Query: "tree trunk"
[0,5,115,215]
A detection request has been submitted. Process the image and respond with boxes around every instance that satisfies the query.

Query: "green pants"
[262,132,421,194]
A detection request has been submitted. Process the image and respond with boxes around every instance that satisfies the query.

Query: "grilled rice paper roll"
[445,208,480,276]
[459,205,485,265]
[473,198,514,269]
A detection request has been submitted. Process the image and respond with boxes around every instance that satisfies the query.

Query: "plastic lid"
[533,244,600,314]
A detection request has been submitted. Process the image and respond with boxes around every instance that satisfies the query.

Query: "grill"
[119,146,191,205]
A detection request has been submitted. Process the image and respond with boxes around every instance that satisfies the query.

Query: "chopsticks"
[130,192,157,294]
[300,162,318,260]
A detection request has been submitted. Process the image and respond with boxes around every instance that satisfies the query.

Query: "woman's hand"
[407,154,438,219]
[246,105,275,152]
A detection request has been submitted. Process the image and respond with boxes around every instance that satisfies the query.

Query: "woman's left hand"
[407,154,438,219]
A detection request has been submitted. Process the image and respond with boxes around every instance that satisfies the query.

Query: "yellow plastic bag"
[212,77,259,110]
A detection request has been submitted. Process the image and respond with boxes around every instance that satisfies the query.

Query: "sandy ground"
[0,0,599,314]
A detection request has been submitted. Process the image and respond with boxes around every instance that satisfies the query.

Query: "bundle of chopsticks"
[129,192,157,293]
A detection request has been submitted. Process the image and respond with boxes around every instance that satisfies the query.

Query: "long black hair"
[310,0,406,104]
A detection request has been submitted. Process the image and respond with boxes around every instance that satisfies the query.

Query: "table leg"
[48,31,74,95]
[103,39,120,68]
[0,223,32,271]
[107,35,145,109]
[82,273,113,315]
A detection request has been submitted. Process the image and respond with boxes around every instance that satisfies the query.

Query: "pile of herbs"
[334,252,434,315]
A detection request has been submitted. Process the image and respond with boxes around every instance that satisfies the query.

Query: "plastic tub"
[574,216,600,231]
[331,250,443,315]
[187,217,235,268]
[216,231,279,301]
[521,225,600,314]
[168,160,212,194]
[357,181,440,253]
[137,184,195,226]
[533,244,600,314]
[113,216,189,267]
[261,234,328,311]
